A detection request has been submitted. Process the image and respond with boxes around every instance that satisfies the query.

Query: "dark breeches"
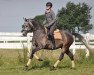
[47,22,57,40]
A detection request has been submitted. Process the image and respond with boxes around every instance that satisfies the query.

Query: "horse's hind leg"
[66,50,75,69]
[52,47,75,70]
[51,47,66,70]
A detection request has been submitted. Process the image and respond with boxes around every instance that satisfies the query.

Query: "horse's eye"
[25,25,29,28]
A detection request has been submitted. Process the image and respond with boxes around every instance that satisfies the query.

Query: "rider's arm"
[51,10,56,20]
[49,10,56,25]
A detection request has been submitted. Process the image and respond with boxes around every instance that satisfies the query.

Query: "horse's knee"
[29,53,33,59]
[29,50,35,59]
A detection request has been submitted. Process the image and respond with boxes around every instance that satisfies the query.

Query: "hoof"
[38,58,43,61]
[23,65,29,71]
[50,66,56,71]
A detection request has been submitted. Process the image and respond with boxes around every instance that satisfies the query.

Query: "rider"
[43,2,57,49]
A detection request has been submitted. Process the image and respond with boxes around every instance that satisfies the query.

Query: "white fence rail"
[0,32,33,49]
[0,32,94,57]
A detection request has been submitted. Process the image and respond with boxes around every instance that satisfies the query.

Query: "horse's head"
[21,18,34,36]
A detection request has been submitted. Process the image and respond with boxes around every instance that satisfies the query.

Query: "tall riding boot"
[50,36,56,50]
[51,38,56,50]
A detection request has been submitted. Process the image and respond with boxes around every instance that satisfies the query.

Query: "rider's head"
[46,2,53,10]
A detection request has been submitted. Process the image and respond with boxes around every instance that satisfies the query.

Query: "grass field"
[0,49,94,75]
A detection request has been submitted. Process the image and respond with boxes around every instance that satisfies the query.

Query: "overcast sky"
[0,0,94,33]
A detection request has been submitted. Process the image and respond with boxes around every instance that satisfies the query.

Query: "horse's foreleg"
[26,49,36,67]
[26,59,32,67]
[25,47,42,70]
[34,54,39,60]
[34,54,43,61]
[26,54,40,67]
[66,50,75,69]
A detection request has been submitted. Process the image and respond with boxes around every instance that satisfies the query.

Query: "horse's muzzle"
[22,31,27,36]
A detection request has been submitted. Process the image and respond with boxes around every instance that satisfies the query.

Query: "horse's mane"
[31,18,45,30]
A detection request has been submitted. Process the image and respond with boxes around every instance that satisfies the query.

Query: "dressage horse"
[21,18,91,70]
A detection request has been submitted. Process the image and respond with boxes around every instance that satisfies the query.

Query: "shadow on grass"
[28,59,71,70]
[0,55,4,66]
[30,60,50,70]
[57,65,70,69]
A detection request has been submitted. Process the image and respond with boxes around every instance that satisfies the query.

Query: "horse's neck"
[32,22,46,34]
[29,20,46,37]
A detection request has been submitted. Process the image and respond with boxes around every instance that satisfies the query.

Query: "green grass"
[0,49,94,75]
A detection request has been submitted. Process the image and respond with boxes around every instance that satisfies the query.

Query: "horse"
[21,18,91,70]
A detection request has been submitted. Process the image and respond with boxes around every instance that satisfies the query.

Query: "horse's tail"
[72,33,91,51]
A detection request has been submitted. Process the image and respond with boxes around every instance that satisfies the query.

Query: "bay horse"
[21,18,91,70]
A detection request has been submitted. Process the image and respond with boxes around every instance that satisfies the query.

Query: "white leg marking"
[54,60,60,68]
[34,54,39,60]
[27,59,31,66]
[85,49,90,58]
[72,61,75,68]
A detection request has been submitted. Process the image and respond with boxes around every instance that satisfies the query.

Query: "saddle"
[45,28,62,40]
[54,29,62,40]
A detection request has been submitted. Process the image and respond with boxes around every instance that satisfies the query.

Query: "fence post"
[72,35,76,55]
[85,33,90,58]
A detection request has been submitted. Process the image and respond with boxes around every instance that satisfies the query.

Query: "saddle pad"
[54,29,62,40]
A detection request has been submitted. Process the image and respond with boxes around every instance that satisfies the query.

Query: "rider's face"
[46,6,51,10]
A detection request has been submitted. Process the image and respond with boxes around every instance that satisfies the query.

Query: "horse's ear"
[23,17,27,21]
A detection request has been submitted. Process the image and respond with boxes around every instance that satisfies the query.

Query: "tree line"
[34,2,93,33]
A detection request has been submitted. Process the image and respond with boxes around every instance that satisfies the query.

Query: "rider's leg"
[47,27,51,40]
[49,23,57,49]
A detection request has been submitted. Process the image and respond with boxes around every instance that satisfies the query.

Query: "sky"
[0,0,94,33]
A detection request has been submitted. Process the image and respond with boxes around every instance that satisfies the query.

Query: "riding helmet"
[46,2,53,7]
